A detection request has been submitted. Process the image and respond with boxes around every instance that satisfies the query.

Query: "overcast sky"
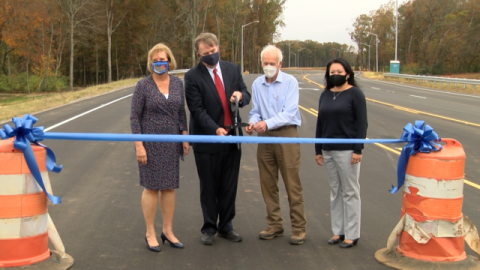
[278,0,409,46]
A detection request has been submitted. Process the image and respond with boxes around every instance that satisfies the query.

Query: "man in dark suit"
[185,32,251,245]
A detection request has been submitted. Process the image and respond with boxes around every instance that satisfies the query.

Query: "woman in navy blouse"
[314,58,367,248]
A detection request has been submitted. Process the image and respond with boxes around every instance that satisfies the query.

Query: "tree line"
[350,0,480,75]
[0,0,285,93]
[275,41,356,69]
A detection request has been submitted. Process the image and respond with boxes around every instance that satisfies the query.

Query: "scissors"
[224,96,250,135]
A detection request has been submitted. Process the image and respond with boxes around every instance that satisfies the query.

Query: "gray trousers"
[322,150,361,240]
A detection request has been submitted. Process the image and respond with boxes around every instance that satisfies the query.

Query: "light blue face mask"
[152,61,168,75]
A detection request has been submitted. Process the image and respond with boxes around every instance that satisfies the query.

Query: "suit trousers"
[194,145,241,234]
[322,150,361,240]
[257,126,307,233]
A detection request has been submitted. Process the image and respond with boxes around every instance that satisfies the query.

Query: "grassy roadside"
[361,72,480,96]
[0,78,142,123]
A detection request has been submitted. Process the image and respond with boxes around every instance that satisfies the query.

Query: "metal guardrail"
[169,69,189,75]
[383,73,480,90]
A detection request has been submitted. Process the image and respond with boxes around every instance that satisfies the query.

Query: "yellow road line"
[303,74,480,128]
[367,98,480,127]
[464,180,480,190]
[297,100,479,190]
[303,74,325,88]
[309,108,318,113]
[373,142,401,155]
[298,105,317,117]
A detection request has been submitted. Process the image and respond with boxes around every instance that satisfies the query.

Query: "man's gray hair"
[260,45,283,63]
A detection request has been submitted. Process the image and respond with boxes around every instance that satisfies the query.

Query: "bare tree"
[133,0,169,71]
[26,56,30,94]
[225,0,240,62]
[213,0,221,46]
[187,0,202,67]
[38,20,55,91]
[56,0,98,90]
[413,0,459,72]
[201,0,213,32]
[106,0,126,83]
[94,36,99,84]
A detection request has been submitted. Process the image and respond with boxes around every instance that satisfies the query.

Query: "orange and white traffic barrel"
[0,138,51,267]
[376,138,480,269]
[398,138,466,261]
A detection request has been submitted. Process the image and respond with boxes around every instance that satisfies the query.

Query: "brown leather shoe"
[259,227,284,240]
[290,231,306,245]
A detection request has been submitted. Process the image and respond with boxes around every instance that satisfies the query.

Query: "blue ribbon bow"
[389,120,442,194]
[0,114,62,204]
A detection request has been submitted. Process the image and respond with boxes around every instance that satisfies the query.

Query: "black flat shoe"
[339,238,359,248]
[145,237,161,252]
[161,232,184,249]
[327,235,345,245]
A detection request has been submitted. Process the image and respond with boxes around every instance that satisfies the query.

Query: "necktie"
[213,69,232,127]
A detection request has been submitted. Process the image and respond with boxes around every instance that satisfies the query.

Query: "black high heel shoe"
[161,232,184,249]
[327,235,345,245]
[339,238,359,248]
[145,237,161,252]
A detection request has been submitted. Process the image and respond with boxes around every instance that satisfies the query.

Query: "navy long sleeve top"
[315,86,368,155]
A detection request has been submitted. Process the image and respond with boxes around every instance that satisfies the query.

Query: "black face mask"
[329,74,348,87]
[201,51,220,66]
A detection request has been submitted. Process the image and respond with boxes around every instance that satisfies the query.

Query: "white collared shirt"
[206,64,225,91]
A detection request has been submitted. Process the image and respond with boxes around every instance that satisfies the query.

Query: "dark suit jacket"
[185,60,251,153]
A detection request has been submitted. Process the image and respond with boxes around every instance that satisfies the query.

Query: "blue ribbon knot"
[389,120,442,194]
[0,114,62,204]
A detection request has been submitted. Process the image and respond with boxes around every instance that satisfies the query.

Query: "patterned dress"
[130,75,187,190]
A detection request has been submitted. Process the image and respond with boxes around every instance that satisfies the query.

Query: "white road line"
[358,77,480,99]
[409,95,427,99]
[299,88,320,91]
[44,94,133,131]
[371,87,380,90]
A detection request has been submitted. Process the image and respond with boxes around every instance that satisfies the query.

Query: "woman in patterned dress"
[130,43,189,252]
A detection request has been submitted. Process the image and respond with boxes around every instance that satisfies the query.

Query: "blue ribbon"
[1,114,441,200]
[389,120,442,194]
[0,114,62,204]
[38,132,407,144]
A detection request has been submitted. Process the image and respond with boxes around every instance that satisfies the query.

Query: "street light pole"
[359,43,370,71]
[291,53,296,68]
[366,32,379,72]
[297,48,305,67]
[395,0,398,61]
[241,20,259,74]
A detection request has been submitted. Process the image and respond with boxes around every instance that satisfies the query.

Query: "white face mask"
[263,65,278,79]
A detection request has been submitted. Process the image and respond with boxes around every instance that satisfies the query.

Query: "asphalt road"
[9,70,480,270]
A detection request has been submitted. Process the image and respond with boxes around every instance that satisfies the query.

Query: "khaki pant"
[257,126,307,233]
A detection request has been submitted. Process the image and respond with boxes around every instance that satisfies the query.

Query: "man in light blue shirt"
[245,45,307,245]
